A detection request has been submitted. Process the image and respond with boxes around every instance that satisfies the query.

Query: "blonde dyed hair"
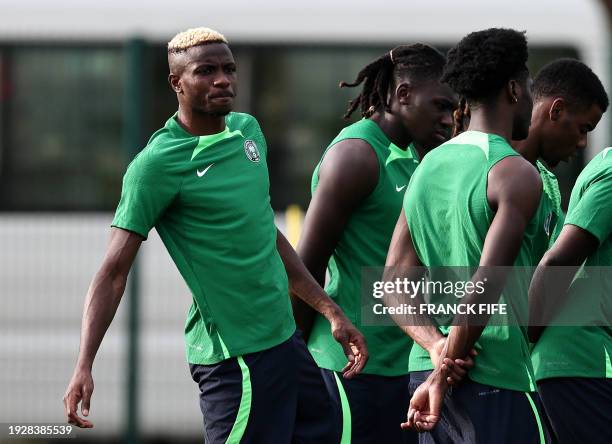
[167,27,227,53]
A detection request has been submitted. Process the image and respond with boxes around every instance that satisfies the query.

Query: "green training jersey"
[404,131,554,392]
[537,160,565,247]
[307,119,419,376]
[532,147,612,380]
[112,112,295,365]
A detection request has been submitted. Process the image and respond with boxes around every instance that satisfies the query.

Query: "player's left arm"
[527,225,598,341]
[276,229,368,378]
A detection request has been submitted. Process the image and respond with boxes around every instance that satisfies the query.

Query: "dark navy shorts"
[321,368,418,444]
[189,331,335,444]
[409,370,550,444]
[538,377,612,444]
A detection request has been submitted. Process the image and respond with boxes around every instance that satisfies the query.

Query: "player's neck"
[511,130,540,165]
[370,112,412,149]
[412,143,428,161]
[466,106,513,143]
[176,106,226,136]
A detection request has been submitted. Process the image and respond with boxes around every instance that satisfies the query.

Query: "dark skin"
[64,42,367,428]
[277,230,367,375]
[388,79,458,156]
[512,98,603,166]
[383,212,478,383]
[294,77,457,340]
[168,43,237,134]
[63,228,141,429]
[512,98,603,339]
[296,76,479,387]
[528,225,599,341]
[399,74,542,431]
[467,77,533,142]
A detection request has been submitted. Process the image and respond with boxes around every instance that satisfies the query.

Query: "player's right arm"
[293,139,378,339]
[63,143,179,428]
[63,228,144,428]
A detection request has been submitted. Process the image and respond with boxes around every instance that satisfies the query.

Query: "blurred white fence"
[0,213,293,439]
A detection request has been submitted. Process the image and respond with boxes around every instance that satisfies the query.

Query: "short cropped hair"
[533,58,609,112]
[442,28,528,103]
[167,27,227,54]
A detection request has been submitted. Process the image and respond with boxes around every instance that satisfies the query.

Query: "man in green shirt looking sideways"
[529,147,612,444]
[62,27,366,444]
[527,63,610,443]
[454,59,606,249]
[512,59,606,246]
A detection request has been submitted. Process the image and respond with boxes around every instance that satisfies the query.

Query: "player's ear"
[549,98,565,122]
[507,79,520,104]
[169,73,182,94]
[396,82,412,105]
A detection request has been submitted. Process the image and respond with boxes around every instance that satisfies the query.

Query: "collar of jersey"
[386,142,418,166]
[445,130,491,159]
[165,113,244,161]
[361,119,416,166]
[190,127,244,161]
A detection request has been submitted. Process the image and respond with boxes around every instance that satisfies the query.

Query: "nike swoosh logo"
[197,163,214,177]
[396,185,406,192]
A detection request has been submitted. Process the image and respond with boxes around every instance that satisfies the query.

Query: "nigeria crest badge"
[244,140,261,163]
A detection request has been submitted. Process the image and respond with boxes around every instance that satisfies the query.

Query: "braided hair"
[340,44,445,120]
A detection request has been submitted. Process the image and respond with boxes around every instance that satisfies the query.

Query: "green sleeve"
[247,115,268,159]
[565,172,612,244]
[111,149,180,239]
